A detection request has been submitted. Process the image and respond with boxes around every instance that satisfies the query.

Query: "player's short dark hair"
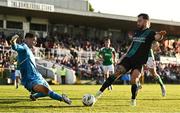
[138,13,149,20]
[104,38,111,42]
[25,33,35,39]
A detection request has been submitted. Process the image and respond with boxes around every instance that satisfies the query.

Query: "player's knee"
[149,68,158,77]
[131,76,138,84]
[131,70,141,84]
[131,77,140,84]
[33,85,49,95]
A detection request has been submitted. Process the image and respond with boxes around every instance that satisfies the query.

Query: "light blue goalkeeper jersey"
[11,43,43,86]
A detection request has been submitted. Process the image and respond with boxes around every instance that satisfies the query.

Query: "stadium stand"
[0,31,179,84]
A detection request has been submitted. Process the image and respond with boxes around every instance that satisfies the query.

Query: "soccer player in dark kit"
[94,13,166,106]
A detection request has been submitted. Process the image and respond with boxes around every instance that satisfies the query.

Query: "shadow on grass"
[0,105,87,109]
[0,97,179,105]
[85,98,180,101]
[138,98,180,101]
[0,98,29,104]
[0,104,131,110]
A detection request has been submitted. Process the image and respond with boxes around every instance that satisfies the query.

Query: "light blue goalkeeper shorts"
[24,77,51,93]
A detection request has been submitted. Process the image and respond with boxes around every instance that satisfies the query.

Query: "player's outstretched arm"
[154,31,166,41]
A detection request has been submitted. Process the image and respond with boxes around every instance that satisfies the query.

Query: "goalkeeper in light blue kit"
[10,33,72,105]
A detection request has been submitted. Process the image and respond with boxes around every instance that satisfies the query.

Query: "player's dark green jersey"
[126,28,156,64]
[99,47,115,66]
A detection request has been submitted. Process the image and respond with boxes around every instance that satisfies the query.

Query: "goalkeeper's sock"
[131,84,138,99]
[99,75,116,92]
[32,93,47,99]
[48,90,62,101]
[155,75,164,87]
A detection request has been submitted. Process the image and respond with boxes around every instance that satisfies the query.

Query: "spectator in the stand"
[0,54,3,68]
[10,61,16,87]
[15,63,21,89]
[83,41,92,51]
[70,48,78,59]
[55,56,61,64]
[50,64,58,83]
[58,66,67,84]
[94,62,104,84]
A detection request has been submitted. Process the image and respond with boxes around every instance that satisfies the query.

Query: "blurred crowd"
[144,62,180,84]
[35,32,180,59]
[155,39,180,58]
[0,31,180,84]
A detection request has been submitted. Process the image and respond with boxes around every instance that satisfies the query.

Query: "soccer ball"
[82,94,96,106]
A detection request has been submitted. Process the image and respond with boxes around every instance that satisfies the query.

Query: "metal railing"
[34,47,96,62]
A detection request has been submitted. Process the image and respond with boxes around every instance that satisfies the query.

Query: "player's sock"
[95,90,103,99]
[137,81,142,90]
[32,93,47,99]
[14,81,16,88]
[100,75,116,92]
[155,75,166,96]
[16,84,18,89]
[131,84,138,99]
[103,78,106,84]
[48,90,62,101]
[155,75,164,87]
[131,99,136,106]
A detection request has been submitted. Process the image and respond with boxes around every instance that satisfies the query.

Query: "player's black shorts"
[119,57,143,74]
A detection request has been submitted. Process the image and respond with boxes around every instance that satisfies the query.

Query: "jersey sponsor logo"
[133,37,145,43]
[104,53,112,56]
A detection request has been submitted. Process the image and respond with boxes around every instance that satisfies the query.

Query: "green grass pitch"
[0,85,180,113]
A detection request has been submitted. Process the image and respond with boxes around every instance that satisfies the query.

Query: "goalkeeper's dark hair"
[25,33,35,39]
